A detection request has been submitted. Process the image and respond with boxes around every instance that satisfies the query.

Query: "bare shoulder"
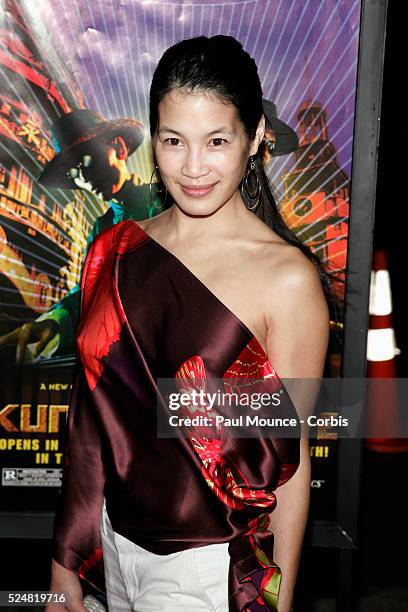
[266,241,324,294]
[252,227,318,283]
[254,233,330,378]
[254,234,330,326]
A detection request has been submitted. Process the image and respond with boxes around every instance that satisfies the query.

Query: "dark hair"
[149,35,344,350]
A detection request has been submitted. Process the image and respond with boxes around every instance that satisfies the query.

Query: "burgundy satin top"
[52,220,300,611]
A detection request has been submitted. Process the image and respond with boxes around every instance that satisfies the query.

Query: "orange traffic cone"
[365,249,408,452]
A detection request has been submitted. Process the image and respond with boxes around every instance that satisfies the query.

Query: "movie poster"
[0,0,360,534]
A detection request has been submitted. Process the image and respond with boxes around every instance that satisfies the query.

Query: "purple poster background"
[0,0,362,520]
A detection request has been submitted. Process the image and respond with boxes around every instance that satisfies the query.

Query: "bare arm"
[264,253,330,612]
[45,559,87,612]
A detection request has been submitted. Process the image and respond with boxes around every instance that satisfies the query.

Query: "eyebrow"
[158,126,234,136]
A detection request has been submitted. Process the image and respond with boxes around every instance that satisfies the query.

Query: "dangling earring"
[241,155,261,211]
[150,164,167,207]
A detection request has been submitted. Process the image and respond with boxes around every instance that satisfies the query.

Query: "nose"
[181,147,210,179]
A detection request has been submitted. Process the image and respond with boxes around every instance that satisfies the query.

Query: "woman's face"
[153,89,264,215]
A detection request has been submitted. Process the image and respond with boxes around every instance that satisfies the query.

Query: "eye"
[164,138,181,146]
[210,138,227,147]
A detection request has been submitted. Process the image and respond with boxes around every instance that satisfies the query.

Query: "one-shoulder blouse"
[52,220,300,611]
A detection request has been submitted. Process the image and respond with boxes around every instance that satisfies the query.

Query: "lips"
[180,182,217,197]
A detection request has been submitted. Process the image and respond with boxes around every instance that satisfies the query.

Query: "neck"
[161,190,254,244]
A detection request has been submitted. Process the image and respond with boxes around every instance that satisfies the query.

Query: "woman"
[48,35,334,612]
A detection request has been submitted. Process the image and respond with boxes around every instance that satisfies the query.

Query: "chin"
[175,199,227,218]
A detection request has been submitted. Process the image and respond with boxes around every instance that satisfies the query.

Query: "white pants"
[100,498,230,611]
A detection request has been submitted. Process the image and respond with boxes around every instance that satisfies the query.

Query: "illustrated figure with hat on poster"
[0,102,298,362]
[0,108,165,360]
